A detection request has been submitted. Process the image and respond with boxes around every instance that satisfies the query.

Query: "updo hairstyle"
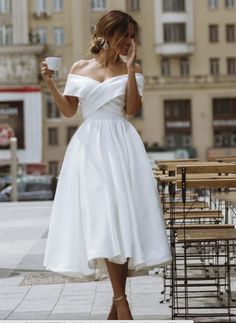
[90,10,139,55]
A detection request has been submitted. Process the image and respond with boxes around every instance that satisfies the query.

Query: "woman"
[42,10,171,320]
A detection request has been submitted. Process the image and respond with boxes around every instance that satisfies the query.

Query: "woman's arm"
[125,40,143,116]
[41,62,78,118]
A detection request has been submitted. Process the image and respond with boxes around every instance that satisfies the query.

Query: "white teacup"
[45,57,62,71]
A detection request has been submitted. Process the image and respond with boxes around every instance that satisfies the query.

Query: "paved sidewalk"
[0,201,171,320]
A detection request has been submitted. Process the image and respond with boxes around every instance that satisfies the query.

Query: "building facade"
[0,0,44,164]
[131,0,236,160]
[1,0,236,174]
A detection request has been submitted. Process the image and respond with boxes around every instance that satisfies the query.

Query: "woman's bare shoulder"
[69,59,93,75]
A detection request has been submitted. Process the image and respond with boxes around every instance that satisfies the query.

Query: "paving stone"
[61,288,95,296]
[134,314,171,320]
[0,274,25,287]
[96,282,113,292]
[48,312,89,319]
[131,282,162,294]
[0,286,30,293]
[0,291,26,299]
[93,292,113,307]
[91,306,110,314]
[63,282,97,291]
[7,311,50,320]
[52,304,92,313]
[131,305,168,315]
[14,299,57,312]
[90,313,107,319]
[0,310,12,319]
[131,293,163,307]
[0,298,23,311]
[61,294,94,301]
[57,297,94,307]
[25,284,63,298]
[17,254,45,271]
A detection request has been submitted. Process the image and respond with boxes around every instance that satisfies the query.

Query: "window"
[213,98,236,147]
[165,100,191,119]
[53,27,64,45]
[227,58,236,75]
[163,23,186,42]
[91,0,106,11]
[0,0,11,13]
[129,0,140,10]
[48,128,58,145]
[161,58,171,77]
[225,0,235,8]
[210,58,220,76]
[214,132,236,147]
[209,25,218,42]
[164,99,192,148]
[180,58,189,76]
[35,0,46,13]
[226,25,235,42]
[46,95,60,118]
[213,98,236,117]
[36,27,47,44]
[0,25,12,45]
[163,0,185,12]
[208,0,218,9]
[166,133,192,147]
[53,0,63,11]
[67,126,77,143]
[29,30,40,43]
[49,161,59,176]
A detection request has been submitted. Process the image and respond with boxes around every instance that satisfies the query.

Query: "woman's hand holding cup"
[41,57,62,83]
[41,61,54,83]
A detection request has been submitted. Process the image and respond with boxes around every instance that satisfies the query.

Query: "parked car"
[0,175,11,190]
[0,175,57,202]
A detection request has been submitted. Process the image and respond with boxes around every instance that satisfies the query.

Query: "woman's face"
[109,23,135,56]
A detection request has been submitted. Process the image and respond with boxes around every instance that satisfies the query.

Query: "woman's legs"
[105,258,133,320]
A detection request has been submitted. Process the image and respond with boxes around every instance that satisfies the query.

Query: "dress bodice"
[63,73,144,120]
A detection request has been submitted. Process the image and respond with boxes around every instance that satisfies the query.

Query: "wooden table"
[164,209,223,221]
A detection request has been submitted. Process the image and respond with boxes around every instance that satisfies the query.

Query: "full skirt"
[43,118,172,277]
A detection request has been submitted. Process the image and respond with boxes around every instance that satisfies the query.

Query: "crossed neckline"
[68,72,143,84]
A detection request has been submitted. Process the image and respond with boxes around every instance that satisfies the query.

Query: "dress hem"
[43,253,172,277]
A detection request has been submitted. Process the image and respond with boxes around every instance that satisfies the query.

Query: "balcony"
[156,42,194,56]
[33,11,51,19]
[0,44,44,85]
[154,0,194,57]
[144,74,236,88]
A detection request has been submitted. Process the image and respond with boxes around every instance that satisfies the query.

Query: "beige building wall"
[130,0,236,160]
[28,0,86,175]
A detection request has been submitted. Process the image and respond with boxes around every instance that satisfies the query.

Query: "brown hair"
[90,10,139,55]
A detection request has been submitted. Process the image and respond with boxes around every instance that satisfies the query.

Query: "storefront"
[0,87,42,163]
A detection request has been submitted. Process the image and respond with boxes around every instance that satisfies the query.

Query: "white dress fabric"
[43,73,172,277]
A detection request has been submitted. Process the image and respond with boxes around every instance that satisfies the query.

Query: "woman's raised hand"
[126,39,136,71]
[41,62,54,83]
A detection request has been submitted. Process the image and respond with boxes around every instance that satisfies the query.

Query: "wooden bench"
[166,223,234,230]
[164,201,208,210]
[176,228,236,243]
[164,210,223,221]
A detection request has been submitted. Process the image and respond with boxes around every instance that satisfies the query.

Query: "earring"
[102,40,108,50]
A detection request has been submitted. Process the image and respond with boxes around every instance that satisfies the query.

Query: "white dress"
[43,73,172,277]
